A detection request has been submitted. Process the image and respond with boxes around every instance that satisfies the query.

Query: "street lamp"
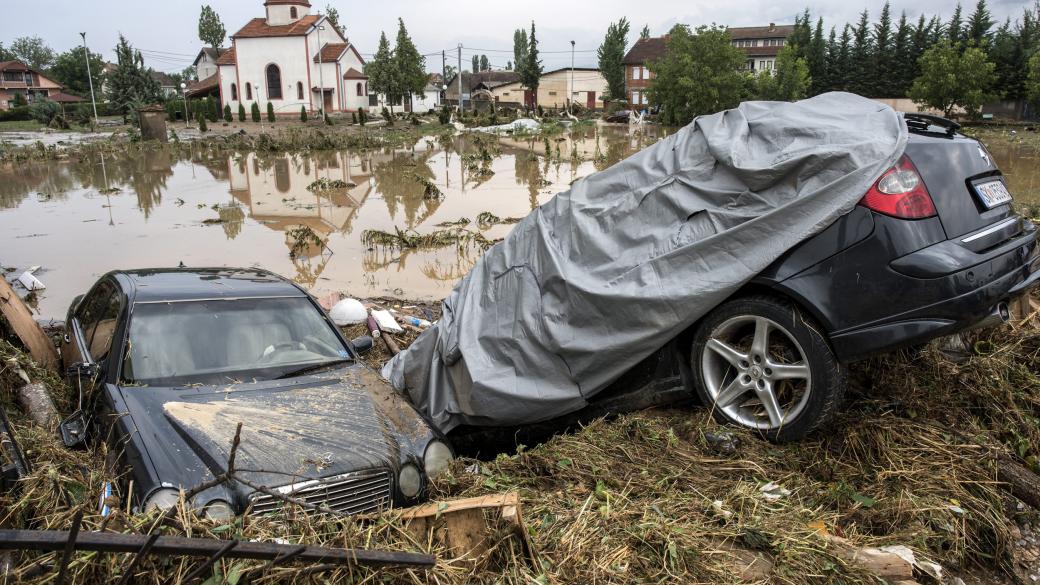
[570,40,575,116]
[79,32,99,130]
[180,82,189,128]
[255,84,264,131]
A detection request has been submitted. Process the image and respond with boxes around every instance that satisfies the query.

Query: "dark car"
[60,268,453,519]
[673,114,1040,440]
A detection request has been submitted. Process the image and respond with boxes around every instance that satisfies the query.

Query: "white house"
[217,0,370,116]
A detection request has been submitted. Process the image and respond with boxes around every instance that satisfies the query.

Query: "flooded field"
[1,124,672,318]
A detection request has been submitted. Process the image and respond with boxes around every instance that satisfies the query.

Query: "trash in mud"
[330,298,367,325]
[16,267,45,291]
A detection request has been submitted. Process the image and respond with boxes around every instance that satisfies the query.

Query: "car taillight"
[860,155,936,219]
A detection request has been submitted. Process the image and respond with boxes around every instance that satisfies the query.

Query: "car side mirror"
[350,336,374,356]
[66,362,100,381]
[59,410,89,448]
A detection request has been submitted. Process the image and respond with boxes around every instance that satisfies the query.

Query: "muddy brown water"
[1,124,672,319]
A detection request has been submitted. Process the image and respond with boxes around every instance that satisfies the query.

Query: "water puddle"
[1,124,672,318]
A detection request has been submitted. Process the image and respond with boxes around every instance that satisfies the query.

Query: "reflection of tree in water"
[68,149,176,217]
[290,253,331,288]
[218,204,245,240]
[362,246,408,273]
[420,252,480,282]
[0,161,77,208]
[372,149,439,228]
[513,147,545,211]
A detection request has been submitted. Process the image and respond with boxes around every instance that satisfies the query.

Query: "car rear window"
[122,297,350,385]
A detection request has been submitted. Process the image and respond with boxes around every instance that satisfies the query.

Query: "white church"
[215,0,371,116]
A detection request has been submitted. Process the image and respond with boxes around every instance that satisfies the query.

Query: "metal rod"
[79,33,99,129]
[54,510,83,585]
[116,532,159,585]
[0,530,435,568]
[181,539,238,583]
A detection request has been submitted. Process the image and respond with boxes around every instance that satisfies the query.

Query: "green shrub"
[12,93,28,108]
[437,105,451,124]
[207,96,218,121]
[223,104,232,122]
[300,105,308,122]
[165,101,176,122]
[238,103,246,122]
[251,102,260,122]
[358,108,367,125]
[381,107,392,125]
[197,110,207,132]
[351,111,358,124]
[267,101,275,122]
[29,100,60,124]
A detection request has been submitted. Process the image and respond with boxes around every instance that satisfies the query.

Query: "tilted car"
[60,268,453,519]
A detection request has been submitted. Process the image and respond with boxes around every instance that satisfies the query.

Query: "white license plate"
[975,179,1013,209]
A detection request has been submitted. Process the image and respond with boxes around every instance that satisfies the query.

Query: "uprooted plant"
[361,226,492,251]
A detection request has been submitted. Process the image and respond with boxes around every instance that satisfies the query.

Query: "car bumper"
[830,231,1040,361]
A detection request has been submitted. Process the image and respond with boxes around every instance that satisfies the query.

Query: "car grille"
[249,468,392,515]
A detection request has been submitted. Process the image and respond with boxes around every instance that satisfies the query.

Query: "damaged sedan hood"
[383,92,908,432]
[118,365,427,496]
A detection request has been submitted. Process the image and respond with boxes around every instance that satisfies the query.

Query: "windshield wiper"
[275,359,351,380]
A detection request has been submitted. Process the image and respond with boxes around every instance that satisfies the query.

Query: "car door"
[61,278,122,387]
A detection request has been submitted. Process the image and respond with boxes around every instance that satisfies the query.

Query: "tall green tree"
[808,17,828,94]
[50,46,104,98]
[789,9,813,61]
[827,25,853,92]
[365,32,396,110]
[480,55,490,71]
[948,4,964,45]
[849,11,873,96]
[513,29,528,76]
[989,4,1039,101]
[892,12,914,96]
[0,43,13,61]
[106,35,160,122]
[393,18,427,114]
[9,37,54,70]
[647,24,745,125]
[597,17,630,101]
[752,45,811,101]
[873,2,895,96]
[909,39,998,117]
[640,25,651,40]
[1027,51,1040,107]
[471,54,479,73]
[519,21,543,105]
[325,5,345,37]
[198,5,226,48]
[965,0,994,46]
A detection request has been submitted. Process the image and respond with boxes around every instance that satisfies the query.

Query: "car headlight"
[398,463,422,498]
[143,487,181,512]
[424,440,454,479]
[203,499,235,521]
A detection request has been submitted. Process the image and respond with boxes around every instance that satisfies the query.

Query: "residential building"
[486,67,608,110]
[0,60,64,110]
[621,23,795,108]
[215,0,370,116]
[193,47,227,81]
[729,23,795,73]
[150,71,179,99]
[444,71,520,109]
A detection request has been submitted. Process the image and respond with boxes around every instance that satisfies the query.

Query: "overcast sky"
[0,0,1032,73]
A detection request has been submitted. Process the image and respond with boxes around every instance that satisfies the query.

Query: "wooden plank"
[0,277,59,371]
[0,530,435,568]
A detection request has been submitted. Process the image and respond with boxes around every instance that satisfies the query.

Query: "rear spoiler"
[903,113,960,138]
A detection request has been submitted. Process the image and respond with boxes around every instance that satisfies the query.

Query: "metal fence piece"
[54,510,84,585]
[0,529,435,569]
[181,539,238,584]
[116,532,160,585]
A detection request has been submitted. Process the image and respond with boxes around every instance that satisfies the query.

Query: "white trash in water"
[329,298,367,325]
[17,266,45,291]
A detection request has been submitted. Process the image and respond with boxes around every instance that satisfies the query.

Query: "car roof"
[112,268,307,303]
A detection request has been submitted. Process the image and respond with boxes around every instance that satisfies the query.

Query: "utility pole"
[79,32,99,129]
[317,24,326,119]
[180,83,189,129]
[457,44,463,117]
[570,40,575,115]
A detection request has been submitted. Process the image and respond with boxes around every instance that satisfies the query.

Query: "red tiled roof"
[186,72,219,97]
[216,47,237,66]
[728,24,795,39]
[342,68,367,79]
[265,0,310,5]
[313,43,348,62]
[232,14,320,39]
[622,37,669,65]
[49,92,85,103]
[0,60,30,72]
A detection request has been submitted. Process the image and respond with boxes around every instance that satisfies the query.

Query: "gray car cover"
[383,92,908,432]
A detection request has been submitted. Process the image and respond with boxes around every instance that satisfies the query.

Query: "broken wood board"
[398,492,538,568]
[0,276,58,371]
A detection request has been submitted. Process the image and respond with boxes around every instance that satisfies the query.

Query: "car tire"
[690,295,846,442]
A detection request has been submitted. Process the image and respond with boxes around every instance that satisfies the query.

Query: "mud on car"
[60,268,453,518]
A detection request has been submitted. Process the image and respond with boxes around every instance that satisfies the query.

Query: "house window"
[266,65,282,99]
[356,82,363,96]
[548,91,557,96]
[641,66,649,79]
[246,84,252,100]
[503,91,510,96]
[297,82,304,100]
[631,90,640,104]
[230,83,238,101]
[632,67,640,80]
[290,6,297,18]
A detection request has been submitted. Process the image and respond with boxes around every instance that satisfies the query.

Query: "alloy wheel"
[700,315,812,431]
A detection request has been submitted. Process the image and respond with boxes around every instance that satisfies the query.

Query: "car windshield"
[122,297,351,385]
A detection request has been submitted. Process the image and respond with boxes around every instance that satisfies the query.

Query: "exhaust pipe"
[970,302,1010,331]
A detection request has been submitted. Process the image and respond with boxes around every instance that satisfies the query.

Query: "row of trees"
[365,19,428,114]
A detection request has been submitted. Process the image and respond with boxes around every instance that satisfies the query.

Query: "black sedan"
[60,268,452,519]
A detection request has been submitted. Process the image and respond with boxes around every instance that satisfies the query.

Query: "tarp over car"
[383,92,908,432]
